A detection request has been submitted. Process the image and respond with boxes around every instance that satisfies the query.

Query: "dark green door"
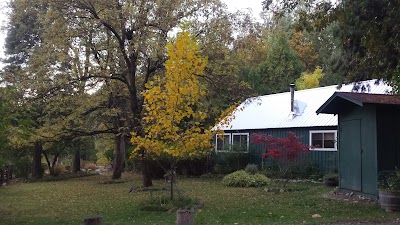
[340,119,362,192]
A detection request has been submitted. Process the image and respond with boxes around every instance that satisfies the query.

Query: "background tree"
[335,0,400,86]
[191,8,255,122]
[3,0,232,184]
[258,28,305,94]
[295,66,324,90]
[131,31,213,199]
[262,0,400,90]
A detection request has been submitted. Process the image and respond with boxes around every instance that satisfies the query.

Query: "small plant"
[323,173,338,187]
[245,164,259,175]
[379,168,400,192]
[222,170,270,187]
[139,191,201,212]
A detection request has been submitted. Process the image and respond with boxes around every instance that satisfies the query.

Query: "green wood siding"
[377,105,400,172]
[226,126,338,172]
[339,104,378,197]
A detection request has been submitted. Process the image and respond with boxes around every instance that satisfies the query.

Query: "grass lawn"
[0,173,399,225]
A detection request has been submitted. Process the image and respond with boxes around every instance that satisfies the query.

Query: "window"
[215,133,249,152]
[232,133,249,152]
[216,134,231,151]
[309,130,337,151]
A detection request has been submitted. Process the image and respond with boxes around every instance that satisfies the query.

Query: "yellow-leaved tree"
[295,66,324,90]
[130,31,212,199]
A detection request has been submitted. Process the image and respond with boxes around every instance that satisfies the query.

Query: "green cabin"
[215,80,391,174]
[317,92,400,198]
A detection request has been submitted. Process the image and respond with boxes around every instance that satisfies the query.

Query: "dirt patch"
[321,192,400,225]
[322,191,377,205]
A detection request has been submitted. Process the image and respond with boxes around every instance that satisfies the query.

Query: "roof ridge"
[255,79,380,99]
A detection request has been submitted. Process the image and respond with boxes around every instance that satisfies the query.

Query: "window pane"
[233,135,241,145]
[312,140,323,148]
[324,140,335,148]
[324,132,335,140]
[223,135,230,148]
[217,134,230,151]
[324,132,335,148]
[231,134,249,152]
[240,135,248,148]
[312,133,323,140]
[311,133,323,148]
[217,138,223,151]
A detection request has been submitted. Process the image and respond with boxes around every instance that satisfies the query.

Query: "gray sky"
[0,0,263,67]
[222,0,263,19]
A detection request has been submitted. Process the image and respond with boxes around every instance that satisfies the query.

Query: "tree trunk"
[112,134,126,179]
[142,156,153,187]
[32,141,43,179]
[43,151,52,175]
[72,149,81,173]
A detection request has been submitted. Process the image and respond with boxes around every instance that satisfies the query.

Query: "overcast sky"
[0,0,263,66]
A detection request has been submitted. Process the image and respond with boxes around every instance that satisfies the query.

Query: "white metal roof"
[218,80,392,131]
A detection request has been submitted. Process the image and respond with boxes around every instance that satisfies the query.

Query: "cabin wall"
[226,126,338,173]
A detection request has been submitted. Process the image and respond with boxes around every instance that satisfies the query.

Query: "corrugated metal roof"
[218,80,392,130]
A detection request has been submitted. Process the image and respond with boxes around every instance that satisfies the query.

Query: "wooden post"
[9,165,13,180]
[0,167,3,185]
[6,165,11,182]
[83,215,102,225]
[176,208,195,225]
[4,165,8,184]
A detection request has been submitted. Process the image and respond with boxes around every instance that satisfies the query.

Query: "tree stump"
[176,208,195,225]
[83,215,102,225]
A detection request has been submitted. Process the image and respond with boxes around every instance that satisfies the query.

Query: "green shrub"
[213,152,249,174]
[252,173,271,187]
[222,170,270,187]
[261,159,322,179]
[14,157,31,179]
[245,164,259,175]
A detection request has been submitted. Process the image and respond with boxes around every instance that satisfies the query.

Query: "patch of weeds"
[139,190,202,212]
[199,173,223,179]
[97,180,127,185]
[27,171,97,183]
[263,187,307,193]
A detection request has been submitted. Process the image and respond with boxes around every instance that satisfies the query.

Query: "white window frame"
[215,133,231,152]
[215,133,250,152]
[309,130,337,151]
[231,133,249,153]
